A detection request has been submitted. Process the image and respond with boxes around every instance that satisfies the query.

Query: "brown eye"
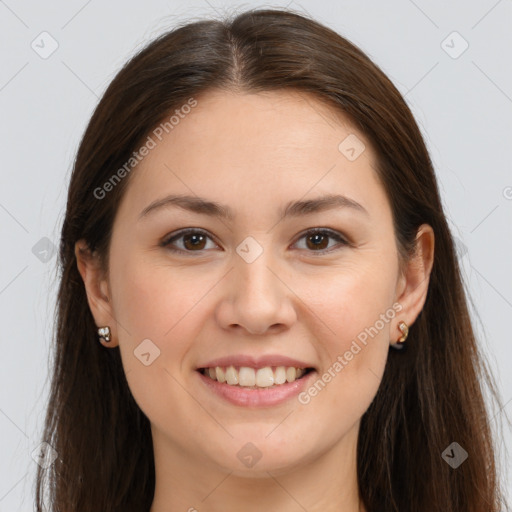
[162,227,348,256]
[163,229,217,253]
[294,229,348,253]
[182,233,207,250]
[305,232,329,250]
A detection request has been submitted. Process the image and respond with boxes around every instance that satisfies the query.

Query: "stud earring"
[97,326,111,343]
[390,321,409,350]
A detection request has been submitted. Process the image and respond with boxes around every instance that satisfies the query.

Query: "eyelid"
[161,227,350,255]
[161,228,219,253]
[294,227,350,253]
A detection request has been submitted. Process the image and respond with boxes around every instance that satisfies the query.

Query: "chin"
[206,433,315,477]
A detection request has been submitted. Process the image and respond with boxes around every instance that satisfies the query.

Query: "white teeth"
[275,366,287,384]
[286,367,296,382]
[255,367,274,387]
[225,365,239,385]
[215,367,226,383]
[202,365,310,388]
[238,367,256,386]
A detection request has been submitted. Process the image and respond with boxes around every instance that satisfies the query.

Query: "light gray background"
[1,0,511,509]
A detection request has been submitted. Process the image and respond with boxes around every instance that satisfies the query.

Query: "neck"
[149,422,365,512]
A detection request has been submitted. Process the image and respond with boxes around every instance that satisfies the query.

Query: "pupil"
[184,234,205,250]
[308,233,328,250]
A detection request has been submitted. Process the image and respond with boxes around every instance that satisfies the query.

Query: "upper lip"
[197,355,315,370]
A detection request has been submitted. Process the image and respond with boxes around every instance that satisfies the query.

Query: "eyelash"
[161,227,350,256]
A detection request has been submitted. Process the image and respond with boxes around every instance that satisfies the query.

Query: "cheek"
[112,243,204,325]
[108,253,215,372]
[108,255,213,428]
[303,260,397,409]
[311,257,397,346]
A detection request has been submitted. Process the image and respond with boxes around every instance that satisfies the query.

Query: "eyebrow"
[138,193,369,222]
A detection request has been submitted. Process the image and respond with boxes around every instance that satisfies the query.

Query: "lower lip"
[196,369,317,407]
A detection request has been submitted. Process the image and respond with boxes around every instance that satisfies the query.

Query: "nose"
[215,246,297,336]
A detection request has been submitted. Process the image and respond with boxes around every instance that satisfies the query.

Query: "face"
[81,89,420,477]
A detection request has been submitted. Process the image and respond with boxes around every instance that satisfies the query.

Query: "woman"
[35,7,509,512]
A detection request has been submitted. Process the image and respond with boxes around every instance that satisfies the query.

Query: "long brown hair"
[35,7,509,511]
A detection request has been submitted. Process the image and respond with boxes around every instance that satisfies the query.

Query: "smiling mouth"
[198,365,314,389]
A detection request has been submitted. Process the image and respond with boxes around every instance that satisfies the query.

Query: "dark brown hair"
[35,7,509,511]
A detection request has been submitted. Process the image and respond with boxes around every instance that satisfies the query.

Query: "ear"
[75,239,119,348]
[392,224,435,345]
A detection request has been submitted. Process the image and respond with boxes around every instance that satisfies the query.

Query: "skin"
[76,89,434,512]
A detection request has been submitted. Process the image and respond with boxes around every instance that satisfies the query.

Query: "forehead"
[167,89,361,156]
[117,89,387,222]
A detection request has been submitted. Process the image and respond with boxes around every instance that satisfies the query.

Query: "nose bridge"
[234,234,279,298]
[216,234,296,334]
